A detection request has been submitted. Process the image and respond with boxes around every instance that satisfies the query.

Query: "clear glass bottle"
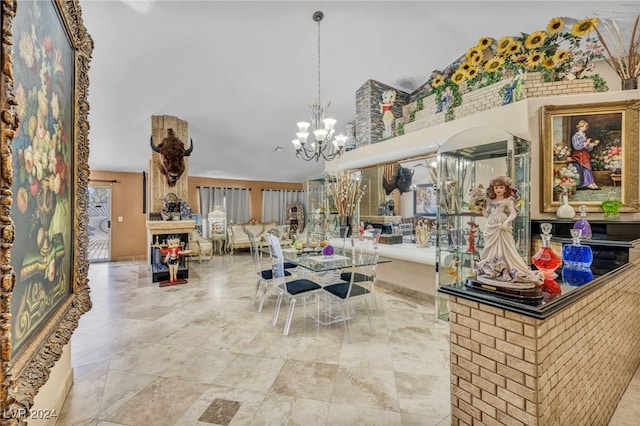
[561,229,593,286]
[573,205,592,239]
[531,223,562,294]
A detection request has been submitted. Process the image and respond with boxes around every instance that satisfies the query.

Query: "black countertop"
[438,264,632,319]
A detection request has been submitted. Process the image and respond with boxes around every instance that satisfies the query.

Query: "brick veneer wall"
[447,257,640,425]
[397,72,595,137]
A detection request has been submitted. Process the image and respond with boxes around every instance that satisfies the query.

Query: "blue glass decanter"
[561,229,593,286]
[573,205,592,239]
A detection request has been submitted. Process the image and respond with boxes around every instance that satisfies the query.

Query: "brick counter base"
[447,258,640,425]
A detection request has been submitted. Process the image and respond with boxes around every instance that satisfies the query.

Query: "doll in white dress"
[474,176,543,288]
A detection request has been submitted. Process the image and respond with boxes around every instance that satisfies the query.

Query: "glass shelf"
[435,136,532,322]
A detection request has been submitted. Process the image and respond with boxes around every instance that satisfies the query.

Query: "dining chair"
[322,236,377,340]
[265,233,323,336]
[338,235,380,308]
[248,230,292,312]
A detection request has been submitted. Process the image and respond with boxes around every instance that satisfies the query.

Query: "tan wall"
[90,170,303,261]
[447,259,640,425]
[89,170,148,261]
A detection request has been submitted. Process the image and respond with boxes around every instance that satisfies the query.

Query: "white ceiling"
[81,0,639,183]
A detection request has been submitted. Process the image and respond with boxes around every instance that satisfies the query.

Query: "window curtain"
[226,188,250,225]
[198,187,253,237]
[261,189,306,224]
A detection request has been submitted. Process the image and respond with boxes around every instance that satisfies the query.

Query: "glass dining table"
[262,244,391,326]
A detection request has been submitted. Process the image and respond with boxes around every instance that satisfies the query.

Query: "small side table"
[211,235,227,255]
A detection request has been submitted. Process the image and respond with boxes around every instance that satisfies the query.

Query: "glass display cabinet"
[305,175,337,241]
[306,173,364,241]
[435,134,531,322]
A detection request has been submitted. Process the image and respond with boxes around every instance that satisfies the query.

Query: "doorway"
[88,186,112,262]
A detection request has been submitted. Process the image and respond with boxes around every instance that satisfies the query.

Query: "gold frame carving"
[1,1,93,422]
[541,100,640,213]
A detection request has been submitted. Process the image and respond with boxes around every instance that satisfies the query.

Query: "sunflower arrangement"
[423,16,606,108]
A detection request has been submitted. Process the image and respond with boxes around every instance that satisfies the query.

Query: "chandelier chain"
[291,10,346,162]
[317,15,321,109]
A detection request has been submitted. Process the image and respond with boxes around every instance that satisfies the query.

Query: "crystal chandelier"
[291,11,347,162]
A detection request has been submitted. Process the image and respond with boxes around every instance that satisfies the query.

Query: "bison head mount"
[383,165,414,195]
[150,128,193,187]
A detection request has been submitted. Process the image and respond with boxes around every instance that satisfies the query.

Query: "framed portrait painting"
[414,184,437,216]
[541,100,640,213]
[1,0,92,419]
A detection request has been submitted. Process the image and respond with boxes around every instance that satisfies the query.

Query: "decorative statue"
[380,89,396,139]
[415,219,424,246]
[502,68,527,105]
[150,127,194,187]
[160,192,179,220]
[467,221,479,253]
[160,236,186,283]
[435,85,453,114]
[474,176,544,288]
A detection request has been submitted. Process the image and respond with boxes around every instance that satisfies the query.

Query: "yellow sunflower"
[469,54,482,65]
[571,18,598,37]
[547,17,565,34]
[485,57,504,73]
[553,49,570,63]
[543,56,556,69]
[507,41,523,55]
[497,36,514,53]
[459,62,473,72]
[478,37,493,50]
[525,31,547,50]
[431,75,445,88]
[525,51,544,68]
[451,70,466,85]
[466,46,483,62]
[466,67,479,79]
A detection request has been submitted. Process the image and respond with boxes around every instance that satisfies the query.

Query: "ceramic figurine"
[380,90,396,139]
[160,236,186,283]
[467,221,479,253]
[474,176,544,288]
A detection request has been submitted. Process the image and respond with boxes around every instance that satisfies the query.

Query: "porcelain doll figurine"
[380,90,396,139]
[160,236,186,283]
[474,176,544,288]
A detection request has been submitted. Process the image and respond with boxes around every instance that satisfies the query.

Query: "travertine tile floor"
[56,255,639,425]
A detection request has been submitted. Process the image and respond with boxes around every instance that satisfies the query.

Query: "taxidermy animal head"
[383,165,414,195]
[150,128,193,186]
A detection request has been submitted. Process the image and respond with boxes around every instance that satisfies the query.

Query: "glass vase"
[561,229,593,286]
[555,190,575,219]
[531,223,562,294]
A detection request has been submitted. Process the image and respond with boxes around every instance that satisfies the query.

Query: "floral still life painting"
[10,0,74,357]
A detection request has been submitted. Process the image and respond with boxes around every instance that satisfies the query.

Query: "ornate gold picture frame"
[1,0,92,420]
[541,100,640,213]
